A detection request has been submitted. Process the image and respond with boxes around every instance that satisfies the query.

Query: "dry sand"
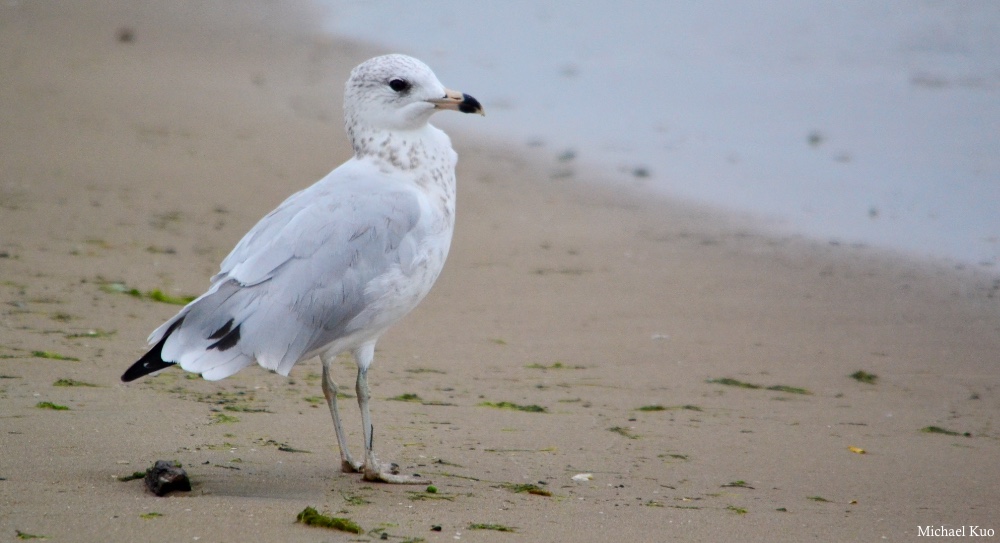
[2,2,999,542]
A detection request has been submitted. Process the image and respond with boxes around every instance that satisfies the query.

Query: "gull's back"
[130,155,450,382]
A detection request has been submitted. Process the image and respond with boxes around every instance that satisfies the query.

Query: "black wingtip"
[121,318,183,382]
[121,356,174,382]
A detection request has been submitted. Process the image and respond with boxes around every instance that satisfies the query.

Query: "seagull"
[121,54,483,484]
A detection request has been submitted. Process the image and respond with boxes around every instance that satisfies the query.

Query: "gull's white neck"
[348,123,458,228]
[349,122,455,171]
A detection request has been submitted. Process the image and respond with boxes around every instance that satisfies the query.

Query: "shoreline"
[1,2,998,542]
[320,1,1000,268]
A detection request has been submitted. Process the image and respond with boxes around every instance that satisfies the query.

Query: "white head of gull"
[122,54,483,484]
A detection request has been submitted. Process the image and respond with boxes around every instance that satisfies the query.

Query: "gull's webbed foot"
[361,453,428,484]
[362,464,427,484]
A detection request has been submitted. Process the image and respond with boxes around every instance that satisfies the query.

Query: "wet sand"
[1,2,999,541]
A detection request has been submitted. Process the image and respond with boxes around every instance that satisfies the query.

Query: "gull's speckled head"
[345,54,483,134]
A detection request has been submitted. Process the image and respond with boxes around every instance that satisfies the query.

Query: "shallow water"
[319,0,1000,267]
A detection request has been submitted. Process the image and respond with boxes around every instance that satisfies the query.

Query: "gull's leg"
[353,343,427,484]
[321,351,361,473]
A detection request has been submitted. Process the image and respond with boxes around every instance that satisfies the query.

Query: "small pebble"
[144,460,191,496]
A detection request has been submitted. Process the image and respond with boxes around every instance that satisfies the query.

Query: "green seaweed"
[849,370,878,384]
[608,426,639,439]
[145,245,176,255]
[706,377,811,395]
[255,439,310,453]
[722,480,754,489]
[660,453,689,461]
[342,493,371,506]
[389,393,422,402]
[36,401,69,411]
[921,426,970,437]
[726,505,748,515]
[766,385,811,395]
[146,289,196,305]
[277,443,310,453]
[139,512,162,519]
[199,442,237,451]
[99,282,139,297]
[533,267,590,276]
[99,281,195,305]
[407,490,455,501]
[807,496,830,502]
[32,351,79,361]
[118,471,146,482]
[188,390,272,413]
[499,482,552,496]
[478,401,547,413]
[15,530,46,540]
[469,523,516,532]
[707,377,761,389]
[222,404,270,413]
[65,329,116,339]
[405,367,446,374]
[211,413,239,424]
[53,378,99,387]
[525,361,584,370]
[638,404,702,412]
[296,506,363,534]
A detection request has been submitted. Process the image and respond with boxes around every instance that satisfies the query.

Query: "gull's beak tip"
[461,93,485,116]
[431,88,485,116]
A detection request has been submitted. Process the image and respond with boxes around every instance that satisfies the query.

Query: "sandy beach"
[2,2,999,541]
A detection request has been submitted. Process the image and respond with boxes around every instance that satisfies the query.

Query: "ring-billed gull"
[122,54,483,484]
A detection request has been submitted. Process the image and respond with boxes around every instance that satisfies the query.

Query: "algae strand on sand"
[295,506,363,534]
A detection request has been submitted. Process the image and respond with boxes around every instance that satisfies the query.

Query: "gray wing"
[150,163,423,380]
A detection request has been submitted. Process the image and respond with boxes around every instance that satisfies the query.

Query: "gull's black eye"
[388,78,411,93]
